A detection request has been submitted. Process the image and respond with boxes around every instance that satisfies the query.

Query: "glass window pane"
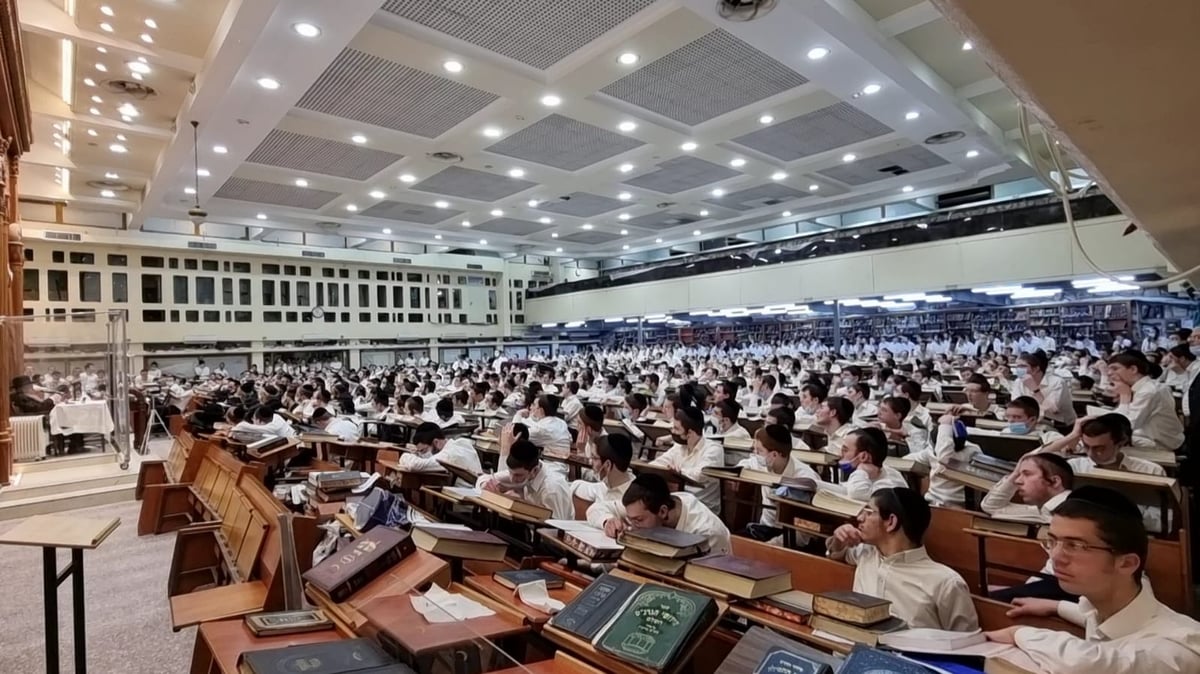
[22,269,38,301]
[173,276,189,303]
[69,252,94,265]
[112,273,128,302]
[141,274,162,303]
[262,279,275,305]
[358,284,369,307]
[222,278,233,305]
[184,259,198,270]
[327,282,339,307]
[410,287,420,309]
[452,289,462,310]
[79,271,101,302]
[196,277,215,305]
[202,260,219,272]
[280,281,291,306]
[376,286,387,308]
[297,281,310,306]
[47,270,69,301]
[239,279,251,305]
[393,286,403,308]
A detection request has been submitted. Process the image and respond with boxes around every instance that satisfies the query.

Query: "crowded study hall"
[0,1,1197,673]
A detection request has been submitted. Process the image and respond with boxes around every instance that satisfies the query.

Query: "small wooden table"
[0,515,120,674]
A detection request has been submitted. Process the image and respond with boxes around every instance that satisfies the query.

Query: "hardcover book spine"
[328,544,406,602]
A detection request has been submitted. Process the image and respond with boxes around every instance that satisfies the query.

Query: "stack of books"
[306,470,368,503]
[682,554,792,599]
[558,527,625,563]
[617,527,710,576]
[808,591,907,646]
[741,589,814,626]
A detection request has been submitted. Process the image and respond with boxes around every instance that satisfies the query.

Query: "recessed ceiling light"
[862,83,881,95]
[582,223,593,230]
[96,46,107,54]
[905,111,920,121]
[808,184,819,191]
[680,141,698,152]
[508,168,525,178]
[95,63,107,72]
[256,213,267,220]
[99,5,114,16]
[622,244,629,250]
[83,78,95,86]
[196,168,209,177]
[618,191,632,200]
[540,217,553,224]
[966,150,980,158]
[482,126,502,138]
[842,153,856,162]
[551,232,558,237]
[962,41,973,51]
[109,143,126,153]
[434,234,442,240]
[434,200,449,209]
[617,121,637,132]
[618,213,631,221]
[555,247,563,252]
[782,211,791,217]
[91,95,102,103]
[699,210,709,216]
[213,145,227,154]
[759,114,774,125]
[121,115,133,122]
[137,56,147,63]
[710,188,725,197]
[293,22,321,38]
[618,163,634,173]
[101,189,116,197]
[105,172,118,179]
[617,52,639,65]
[807,47,829,60]
[369,190,386,199]
[771,171,787,180]
[901,185,913,193]
[130,73,143,81]
[100,23,114,32]
[383,228,392,234]
[294,178,308,187]
[527,199,539,207]
[692,230,701,236]
[350,134,367,144]
[730,158,746,167]
[620,229,628,235]
[540,94,561,107]
[345,204,358,212]
[140,33,154,44]
[443,59,463,73]
[257,77,280,90]
[184,187,195,195]
[490,209,503,217]
[461,220,471,227]
[479,239,487,245]
[399,173,416,183]
[89,107,101,115]
[655,238,663,244]
[118,103,139,117]
[145,18,158,29]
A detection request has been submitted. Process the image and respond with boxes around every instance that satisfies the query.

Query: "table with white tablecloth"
[48,401,116,437]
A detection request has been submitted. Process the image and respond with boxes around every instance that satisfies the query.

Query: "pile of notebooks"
[306,470,368,503]
[547,572,719,671]
[617,527,710,576]
[807,590,907,646]
[239,638,415,674]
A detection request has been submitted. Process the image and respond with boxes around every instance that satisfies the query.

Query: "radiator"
[12,415,48,462]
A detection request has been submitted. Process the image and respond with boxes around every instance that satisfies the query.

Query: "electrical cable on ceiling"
[1017,104,1200,288]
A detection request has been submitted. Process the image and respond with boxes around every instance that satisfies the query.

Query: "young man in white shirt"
[707,399,751,464]
[477,438,573,520]
[955,374,1003,419]
[737,424,821,546]
[559,380,584,429]
[578,434,636,521]
[648,406,726,513]
[1011,350,1076,430]
[829,427,908,501]
[815,396,856,457]
[874,396,931,456]
[311,407,360,442]
[1108,352,1185,450]
[511,393,573,481]
[194,359,211,379]
[987,486,1200,673]
[910,414,980,508]
[827,486,979,632]
[400,422,483,480]
[598,473,731,554]
[234,405,297,438]
[847,383,879,426]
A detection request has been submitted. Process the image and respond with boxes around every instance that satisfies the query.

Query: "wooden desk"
[189,618,344,674]
[463,574,582,628]
[0,515,119,674]
[306,549,451,633]
[489,651,606,674]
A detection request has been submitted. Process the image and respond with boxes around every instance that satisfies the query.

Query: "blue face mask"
[1012,366,1028,379]
[1008,422,1030,435]
[837,460,856,478]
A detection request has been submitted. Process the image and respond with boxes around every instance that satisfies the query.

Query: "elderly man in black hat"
[11,375,54,416]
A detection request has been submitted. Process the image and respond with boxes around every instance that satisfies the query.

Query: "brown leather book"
[812,590,892,626]
[683,554,792,599]
[302,527,415,602]
[618,526,710,559]
[410,525,507,561]
[475,489,552,520]
[618,548,688,577]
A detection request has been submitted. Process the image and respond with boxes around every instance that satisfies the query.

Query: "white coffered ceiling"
[19,0,1037,259]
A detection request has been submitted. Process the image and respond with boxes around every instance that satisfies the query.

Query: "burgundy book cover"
[303,527,415,602]
[689,554,789,580]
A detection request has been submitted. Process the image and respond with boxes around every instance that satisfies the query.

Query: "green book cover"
[596,584,717,671]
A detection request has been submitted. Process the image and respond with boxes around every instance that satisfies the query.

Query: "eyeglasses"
[1040,535,1114,555]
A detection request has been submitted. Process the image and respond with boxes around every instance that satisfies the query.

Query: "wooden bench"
[135,430,200,500]
[137,441,253,536]
[168,471,320,631]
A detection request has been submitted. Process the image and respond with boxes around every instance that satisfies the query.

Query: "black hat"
[11,375,33,390]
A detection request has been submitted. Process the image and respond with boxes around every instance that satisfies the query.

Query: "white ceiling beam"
[876,1,942,37]
[956,76,1005,100]
[32,109,172,141]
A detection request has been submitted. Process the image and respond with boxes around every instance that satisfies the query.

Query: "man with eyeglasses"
[986,486,1200,672]
[826,486,978,631]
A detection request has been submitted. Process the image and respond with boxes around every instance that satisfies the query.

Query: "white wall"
[526,217,1171,322]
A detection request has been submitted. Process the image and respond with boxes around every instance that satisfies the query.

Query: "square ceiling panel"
[598,29,808,126]
[816,145,950,185]
[360,200,463,224]
[730,102,893,161]
[623,156,740,194]
[485,114,644,171]
[380,0,656,70]
[624,211,701,229]
[560,230,622,245]
[473,218,552,236]
[410,166,537,202]
[297,49,499,139]
[854,0,926,21]
[214,177,339,210]
[536,192,626,218]
[246,129,404,180]
[704,183,810,211]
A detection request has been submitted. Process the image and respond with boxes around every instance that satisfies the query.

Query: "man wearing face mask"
[826,427,907,501]
[477,438,573,519]
[603,473,731,554]
[402,422,483,485]
[648,406,726,513]
[1002,396,1064,445]
[835,366,864,398]
[1108,352,1185,450]
[847,382,879,427]
[1011,350,1076,432]
[707,399,751,441]
[737,424,821,546]
[794,383,827,426]
[621,392,649,424]
[578,435,635,526]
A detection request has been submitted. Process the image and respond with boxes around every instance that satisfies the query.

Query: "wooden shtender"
[0,515,119,549]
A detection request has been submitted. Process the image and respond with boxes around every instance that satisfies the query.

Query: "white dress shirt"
[832,464,909,501]
[649,437,726,513]
[475,464,574,520]
[1067,453,1166,532]
[400,437,483,479]
[907,432,981,508]
[735,455,820,527]
[851,400,879,427]
[574,470,635,507]
[1011,373,1076,426]
[980,474,1072,524]
[831,545,979,632]
[1116,376,1185,449]
[325,417,361,442]
[1013,584,1200,674]
[559,394,584,428]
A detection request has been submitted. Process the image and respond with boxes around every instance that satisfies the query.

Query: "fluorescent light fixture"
[970,285,1023,294]
[527,199,539,207]
[256,77,280,90]
[962,41,974,51]
[680,141,698,151]
[539,217,552,224]
[479,238,487,245]
[294,178,308,187]
[692,229,701,236]
[434,200,449,208]
[622,244,629,250]
[620,229,628,235]
[60,39,74,106]
[809,184,819,191]
[841,299,862,306]
[644,314,666,320]
[140,33,154,43]
[842,153,856,162]
[382,228,392,234]
[94,63,107,72]
[618,191,632,200]
[617,52,639,65]
[213,145,227,154]
[924,295,953,303]
[345,204,358,212]
[442,60,463,73]
[1086,283,1139,294]
[782,211,791,217]
[482,126,502,138]
[555,247,563,252]
[966,150,980,158]
[771,171,787,181]
[565,321,584,328]
[540,94,561,107]
[618,213,630,221]
[710,188,725,197]
[108,143,126,153]
[582,223,593,230]
[730,158,746,168]
[541,323,558,328]
[655,238,663,243]
[128,61,151,74]
[1010,288,1063,299]
[117,103,140,117]
[604,317,624,323]
[293,22,320,37]
[434,234,442,240]
[184,187,195,195]
[83,78,95,86]
[256,213,267,220]
[905,111,920,121]
[859,299,882,307]
[759,114,774,124]
[350,134,367,144]
[99,5,113,16]
[369,190,386,199]
[399,173,416,183]
[100,189,115,198]
[807,47,829,60]
[104,171,118,179]
[698,210,709,216]
[617,121,637,132]
[902,185,913,193]
[100,22,113,32]
[508,168,525,178]
[196,168,210,177]
[861,83,881,95]
[618,163,634,173]
[461,220,471,227]
[625,318,640,324]
[1071,276,1134,288]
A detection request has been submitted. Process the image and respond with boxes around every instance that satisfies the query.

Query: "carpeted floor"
[0,499,195,673]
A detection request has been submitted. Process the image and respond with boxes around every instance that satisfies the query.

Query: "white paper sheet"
[516,580,565,614]
[410,584,496,623]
